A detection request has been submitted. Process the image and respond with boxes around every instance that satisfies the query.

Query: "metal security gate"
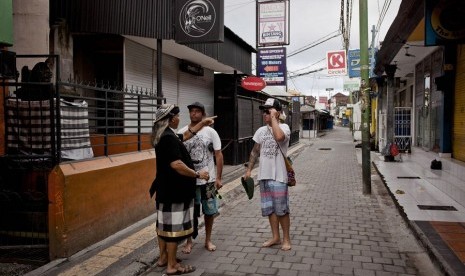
[1,54,58,265]
[394,107,412,151]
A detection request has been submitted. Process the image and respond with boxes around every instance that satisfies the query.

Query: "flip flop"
[166,264,196,275]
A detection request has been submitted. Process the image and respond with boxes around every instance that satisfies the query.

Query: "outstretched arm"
[181,116,217,141]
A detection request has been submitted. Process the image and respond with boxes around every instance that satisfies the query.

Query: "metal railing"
[3,79,164,165]
[1,77,163,261]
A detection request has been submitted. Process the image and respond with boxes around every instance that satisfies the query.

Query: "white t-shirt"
[253,124,290,183]
[178,126,222,185]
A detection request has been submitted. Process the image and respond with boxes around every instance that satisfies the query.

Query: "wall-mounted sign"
[425,0,465,46]
[175,0,224,44]
[347,48,377,78]
[326,50,347,76]
[256,47,287,86]
[241,76,266,91]
[180,60,204,76]
[257,0,290,47]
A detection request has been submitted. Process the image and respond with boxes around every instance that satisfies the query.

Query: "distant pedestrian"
[149,104,210,275]
[244,98,292,251]
[179,102,224,253]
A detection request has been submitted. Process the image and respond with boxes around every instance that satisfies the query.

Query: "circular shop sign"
[179,0,217,38]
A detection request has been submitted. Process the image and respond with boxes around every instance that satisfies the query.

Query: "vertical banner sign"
[175,0,224,44]
[257,0,290,47]
[256,47,287,86]
[348,48,377,78]
[326,50,347,76]
[425,0,465,46]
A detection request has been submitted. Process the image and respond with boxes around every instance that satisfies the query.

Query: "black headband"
[169,106,180,117]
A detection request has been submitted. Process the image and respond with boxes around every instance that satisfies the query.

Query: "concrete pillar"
[385,65,397,144]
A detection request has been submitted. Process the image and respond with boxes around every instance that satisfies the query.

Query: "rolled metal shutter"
[124,39,155,133]
[453,45,465,162]
[161,54,179,105]
[178,69,214,128]
[125,39,154,91]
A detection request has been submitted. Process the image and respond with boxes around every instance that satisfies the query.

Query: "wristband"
[188,128,197,135]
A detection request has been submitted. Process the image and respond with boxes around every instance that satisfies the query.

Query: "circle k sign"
[326,50,347,76]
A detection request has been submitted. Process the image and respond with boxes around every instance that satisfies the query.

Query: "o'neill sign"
[175,0,224,44]
[241,76,266,91]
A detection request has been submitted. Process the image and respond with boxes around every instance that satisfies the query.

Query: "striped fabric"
[6,99,93,159]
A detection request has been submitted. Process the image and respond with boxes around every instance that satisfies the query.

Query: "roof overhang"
[124,36,240,74]
[374,0,424,76]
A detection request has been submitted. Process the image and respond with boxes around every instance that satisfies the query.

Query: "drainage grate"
[397,176,421,179]
[318,148,332,151]
[417,205,457,211]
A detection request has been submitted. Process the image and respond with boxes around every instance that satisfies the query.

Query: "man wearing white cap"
[244,98,292,251]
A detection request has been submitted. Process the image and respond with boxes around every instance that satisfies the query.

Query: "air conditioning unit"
[0,50,16,79]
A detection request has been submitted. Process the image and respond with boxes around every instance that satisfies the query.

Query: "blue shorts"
[259,179,289,216]
[195,182,218,216]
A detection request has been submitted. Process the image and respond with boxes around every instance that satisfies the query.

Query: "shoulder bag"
[269,127,296,187]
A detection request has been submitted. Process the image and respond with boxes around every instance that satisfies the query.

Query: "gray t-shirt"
[178,126,221,185]
[253,124,291,183]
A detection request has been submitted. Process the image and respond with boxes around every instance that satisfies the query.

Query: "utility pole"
[359,0,371,194]
[326,88,333,112]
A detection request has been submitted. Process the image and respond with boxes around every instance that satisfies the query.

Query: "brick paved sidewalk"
[145,127,440,276]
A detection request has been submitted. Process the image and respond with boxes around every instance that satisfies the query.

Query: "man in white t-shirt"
[244,98,292,251]
[178,102,223,253]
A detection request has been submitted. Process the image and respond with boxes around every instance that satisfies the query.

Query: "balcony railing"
[3,78,164,166]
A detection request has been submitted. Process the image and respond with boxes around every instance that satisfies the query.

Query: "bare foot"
[262,238,281,247]
[205,241,216,252]
[156,258,181,267]
[281,242,291,251]
[182,241,194,254]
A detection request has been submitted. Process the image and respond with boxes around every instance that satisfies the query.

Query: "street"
[141,127,441,276]
[22,127,443,276]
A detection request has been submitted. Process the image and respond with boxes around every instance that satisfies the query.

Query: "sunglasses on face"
[263,109,270,114]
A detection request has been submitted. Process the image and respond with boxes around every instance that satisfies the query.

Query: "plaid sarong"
[156,200,194,242]
[6,99,93,159]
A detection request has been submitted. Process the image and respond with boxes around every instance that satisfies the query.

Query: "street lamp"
[326,87,333,97]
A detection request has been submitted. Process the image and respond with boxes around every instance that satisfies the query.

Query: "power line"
[225,0,255,14]
[288,30,339,55]
[288,68,326,79]
[290,58,326,73]
[375,0,392,42]
[288,32,341,58]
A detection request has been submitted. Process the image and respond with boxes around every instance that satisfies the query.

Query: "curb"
[24,140,312,276]
[372,162,454,276]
